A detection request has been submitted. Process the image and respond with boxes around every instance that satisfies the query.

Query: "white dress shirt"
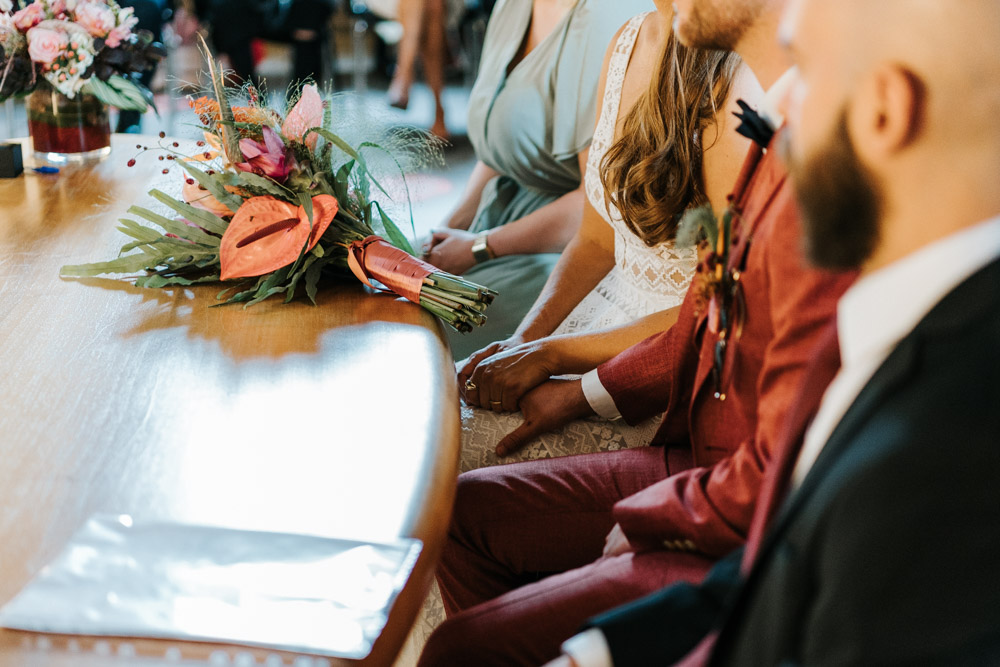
[565,68,797,667]
[792,213,1000,486]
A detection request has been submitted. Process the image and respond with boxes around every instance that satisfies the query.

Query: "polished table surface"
[0,136,460,666]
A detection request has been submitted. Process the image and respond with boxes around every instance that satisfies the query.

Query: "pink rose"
[26,26,68,65]
[103,23,130,47]
[49,0,67,15]
[73,1,114,37]
[13,3,47,31]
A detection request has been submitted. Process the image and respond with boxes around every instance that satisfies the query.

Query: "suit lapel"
[755,256,1000,556]
[715,257,1000,662]
[750,336,918,562]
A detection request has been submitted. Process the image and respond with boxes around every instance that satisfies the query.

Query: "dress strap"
[598,11,650,138]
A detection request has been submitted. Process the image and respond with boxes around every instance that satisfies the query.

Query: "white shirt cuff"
[581,369,622,420]
[561,628,614,667]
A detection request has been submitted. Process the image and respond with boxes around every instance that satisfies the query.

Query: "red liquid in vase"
[28,117,111,154]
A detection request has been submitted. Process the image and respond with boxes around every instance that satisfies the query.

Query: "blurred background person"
[423,0,653,361]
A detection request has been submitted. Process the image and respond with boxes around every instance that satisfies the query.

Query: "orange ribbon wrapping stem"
[347,236,433,304]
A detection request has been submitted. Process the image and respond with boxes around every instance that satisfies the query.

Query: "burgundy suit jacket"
[597,138,857,558]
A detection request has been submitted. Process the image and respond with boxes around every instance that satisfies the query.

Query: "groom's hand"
[495,378,593,456]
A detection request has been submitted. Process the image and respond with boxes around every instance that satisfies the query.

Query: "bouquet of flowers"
[0,0,164,108]
[59,49,497,333]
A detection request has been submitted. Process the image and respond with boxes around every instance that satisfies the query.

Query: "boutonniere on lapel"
[677,203,751,400]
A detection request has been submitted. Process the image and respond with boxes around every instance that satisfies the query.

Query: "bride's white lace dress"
[396,14,699,663]
[459,11,697,473]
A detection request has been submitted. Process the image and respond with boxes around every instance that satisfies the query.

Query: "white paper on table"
[0,514,423,659]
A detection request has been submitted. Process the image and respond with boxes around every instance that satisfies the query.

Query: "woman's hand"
[423,228,478,275]
[460,338,560,412]
[457,336,525,393]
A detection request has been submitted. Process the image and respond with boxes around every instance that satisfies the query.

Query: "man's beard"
[675,0,759,50]
[785,110,883,270]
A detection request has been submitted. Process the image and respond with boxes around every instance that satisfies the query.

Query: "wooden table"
[0,137,460,666]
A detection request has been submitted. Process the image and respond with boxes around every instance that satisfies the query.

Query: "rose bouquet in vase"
[60,49,497,332]
[0,0,165,161]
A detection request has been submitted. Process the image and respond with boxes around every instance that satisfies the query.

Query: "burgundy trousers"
[419,447,713,666]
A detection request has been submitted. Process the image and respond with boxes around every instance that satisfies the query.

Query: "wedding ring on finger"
[490,400,503,409]
[464,379,477,392]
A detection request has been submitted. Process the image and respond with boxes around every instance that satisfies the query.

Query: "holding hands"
[423,228,477,275]
[458,336,556,412]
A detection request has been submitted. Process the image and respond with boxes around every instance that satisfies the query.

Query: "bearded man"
[547,0,1000,664]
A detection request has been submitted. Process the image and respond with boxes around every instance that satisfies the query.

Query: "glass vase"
[27,85,111,164]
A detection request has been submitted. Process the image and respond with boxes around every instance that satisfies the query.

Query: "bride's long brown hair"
[600,26,741,247]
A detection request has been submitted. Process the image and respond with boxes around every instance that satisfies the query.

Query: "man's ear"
[849,63,924,160]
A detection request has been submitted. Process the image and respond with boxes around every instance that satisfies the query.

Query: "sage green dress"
[446,0,653,360]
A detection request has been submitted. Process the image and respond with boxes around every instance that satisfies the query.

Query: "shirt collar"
[837,214,1000,367]
[758,67,796,130]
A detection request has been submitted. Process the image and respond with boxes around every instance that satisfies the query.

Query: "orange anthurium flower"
[219,195,338,281]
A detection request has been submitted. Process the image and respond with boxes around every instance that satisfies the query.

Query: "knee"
[418,614,497,667]
[450,468,507,539]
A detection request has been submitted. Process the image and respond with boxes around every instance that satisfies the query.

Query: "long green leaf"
[135,273,220,288]
[148,189,229,236]
[61,253,163,276]
[359,140,417,241]
[127,205,219,246]
[237,172,295,201]
[369,201,415,255]
[83,75,152,112]
[304,127,390,198]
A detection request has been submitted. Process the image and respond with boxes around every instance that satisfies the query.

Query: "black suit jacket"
[589,257,1000,666]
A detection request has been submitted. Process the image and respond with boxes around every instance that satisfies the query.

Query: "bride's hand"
[457,336,524,398]
[460,338,558,412]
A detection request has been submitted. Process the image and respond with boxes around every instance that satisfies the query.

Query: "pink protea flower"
[13,2,47,31]
[281,84,323,151]
[235,126,294,183]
